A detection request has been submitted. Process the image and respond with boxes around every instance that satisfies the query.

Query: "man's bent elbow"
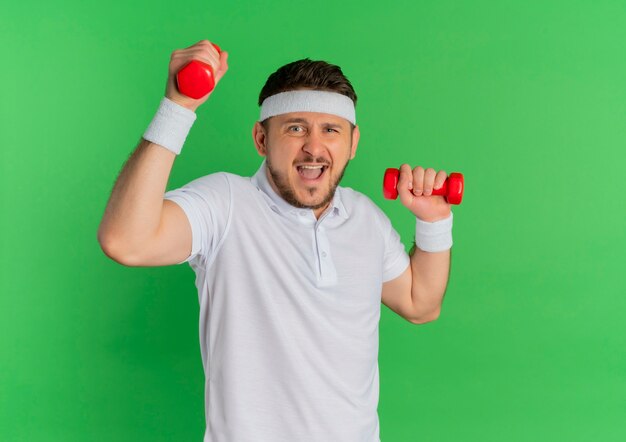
[98,238,138,267]
[410,308,441,325]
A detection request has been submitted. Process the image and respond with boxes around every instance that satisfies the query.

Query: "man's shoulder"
[177,170,252,191]
[338,185,387,216]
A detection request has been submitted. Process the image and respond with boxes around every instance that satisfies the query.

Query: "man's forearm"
[97,137,176,256]
[409,244,451,321]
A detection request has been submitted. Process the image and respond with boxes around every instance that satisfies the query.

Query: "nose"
[302,129,326,159]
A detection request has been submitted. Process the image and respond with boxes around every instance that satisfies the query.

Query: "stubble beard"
[266,155,350,210]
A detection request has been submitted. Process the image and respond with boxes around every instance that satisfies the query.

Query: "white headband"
[259,90,356,125]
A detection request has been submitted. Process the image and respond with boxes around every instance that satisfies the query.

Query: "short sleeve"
[370,203,410,282]
[163,172,232,265]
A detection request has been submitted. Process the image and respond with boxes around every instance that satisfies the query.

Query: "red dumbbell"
[383,168,464,205]
[176,44,222,99]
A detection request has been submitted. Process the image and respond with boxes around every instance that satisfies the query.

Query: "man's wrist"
[414,212,453,252]
[142,96,197,155]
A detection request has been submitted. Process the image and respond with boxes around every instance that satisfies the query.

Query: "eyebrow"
[282,118,308,124]
[281,118,344,128]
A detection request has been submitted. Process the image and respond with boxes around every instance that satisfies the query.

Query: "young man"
[98,40,454,442]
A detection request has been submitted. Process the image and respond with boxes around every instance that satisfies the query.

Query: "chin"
[295,184,335,210]
[267,159,345,210]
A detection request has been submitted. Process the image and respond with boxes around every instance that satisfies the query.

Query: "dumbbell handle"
[176,44,222,99]
[383,168,464,205]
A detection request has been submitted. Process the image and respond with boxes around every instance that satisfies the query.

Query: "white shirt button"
[322,251,327,258]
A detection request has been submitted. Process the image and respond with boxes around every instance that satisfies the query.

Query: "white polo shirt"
[163,159,410,442]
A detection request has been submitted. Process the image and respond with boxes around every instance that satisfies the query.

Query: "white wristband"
[142,97,197,155]
[415,212,453,252]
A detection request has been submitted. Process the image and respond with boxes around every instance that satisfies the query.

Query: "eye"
[288,125,304,132]
[325,128,339,133]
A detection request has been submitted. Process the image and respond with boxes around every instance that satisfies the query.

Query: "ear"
[349,125,360,160]
[252,121,268,157]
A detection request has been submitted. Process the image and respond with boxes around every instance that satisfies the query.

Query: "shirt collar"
[250,159,348,220]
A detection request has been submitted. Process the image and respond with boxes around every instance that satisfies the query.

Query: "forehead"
[272,112,350,127]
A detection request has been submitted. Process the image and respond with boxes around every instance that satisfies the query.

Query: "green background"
[1,0,625,440]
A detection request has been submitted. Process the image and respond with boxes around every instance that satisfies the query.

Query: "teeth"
[298,165,324,169]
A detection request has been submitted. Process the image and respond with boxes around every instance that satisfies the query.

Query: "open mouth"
[296,164,328,182]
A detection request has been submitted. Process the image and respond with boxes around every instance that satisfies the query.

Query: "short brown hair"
[258,58,357,108]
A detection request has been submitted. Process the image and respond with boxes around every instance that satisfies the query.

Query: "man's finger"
[411,166,425,196]
[423,168,436,196]
[434,170,447,190]
[396,164,415,206]
[215,51,229,83]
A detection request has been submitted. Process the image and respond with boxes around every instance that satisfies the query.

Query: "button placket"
[314,221,336,284]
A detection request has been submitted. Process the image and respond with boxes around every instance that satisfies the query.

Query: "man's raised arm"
[97,40,228,266]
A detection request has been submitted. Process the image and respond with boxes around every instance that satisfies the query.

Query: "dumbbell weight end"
[176,44,222,99]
